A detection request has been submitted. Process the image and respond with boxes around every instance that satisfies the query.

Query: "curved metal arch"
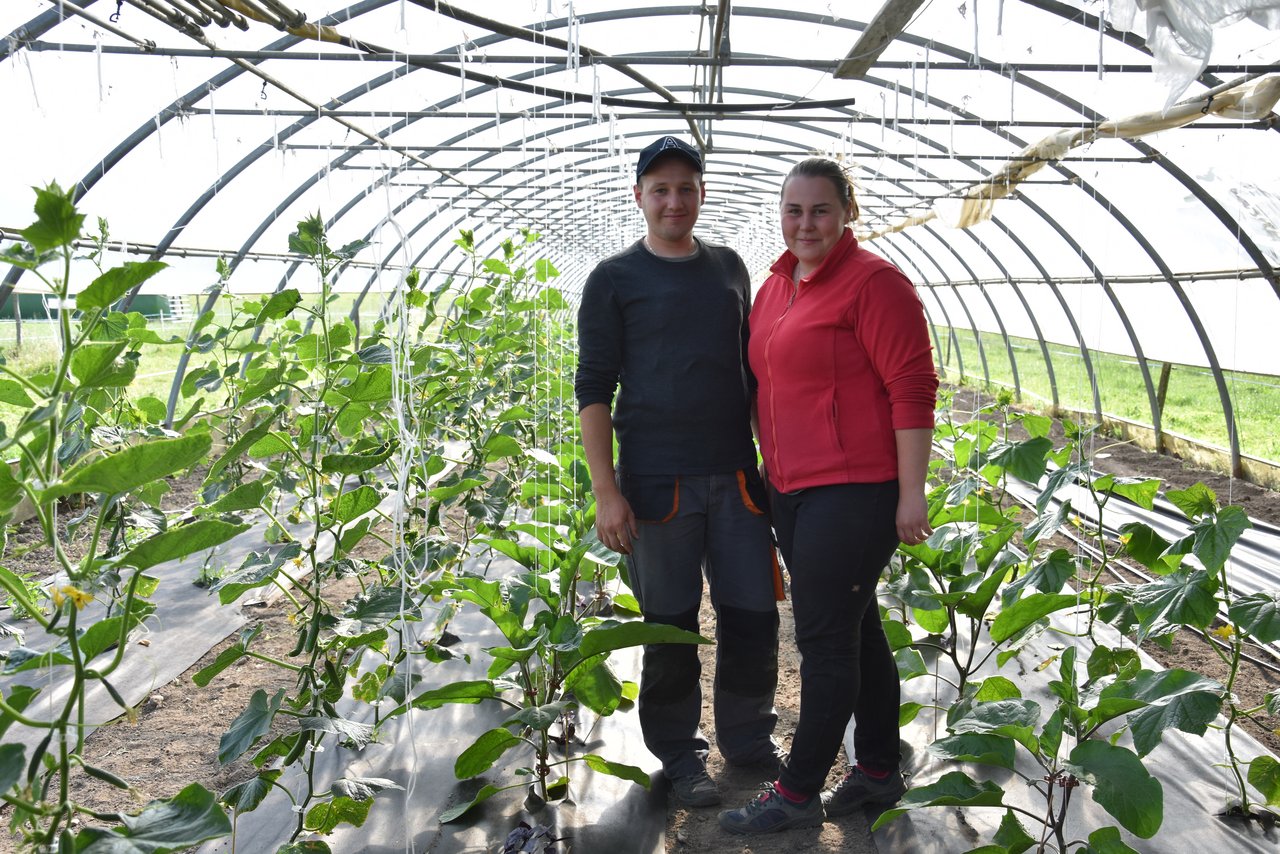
[11,0,1270,467]
[976,208,1104,424]
[2,1,99,63]
[858,21,1279,319]
[881,228,993,386]
[918,222,1023,396]
[0,0,396,312]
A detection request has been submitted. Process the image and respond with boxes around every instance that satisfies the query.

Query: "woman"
[719,158,938,835]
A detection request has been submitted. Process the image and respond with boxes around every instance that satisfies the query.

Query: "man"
[574,135,781,808]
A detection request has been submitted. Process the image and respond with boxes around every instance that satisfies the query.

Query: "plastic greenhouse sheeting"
[194,555,666,854]
[875,608,1280,852]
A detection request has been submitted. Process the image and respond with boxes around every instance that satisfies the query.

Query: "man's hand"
[595,484,639,554]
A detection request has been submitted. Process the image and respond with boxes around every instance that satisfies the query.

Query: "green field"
[935,327,1280,464]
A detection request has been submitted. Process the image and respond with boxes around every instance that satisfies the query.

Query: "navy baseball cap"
[635,136,703,181]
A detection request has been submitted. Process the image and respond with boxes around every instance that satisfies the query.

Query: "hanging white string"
[893,79,900,134]
[458,42,467,106]
[973,0,981,65]
[880,91,887,141]
[591,64,601,122]
[1098,4,1106,81]
[1010,67,1016,121]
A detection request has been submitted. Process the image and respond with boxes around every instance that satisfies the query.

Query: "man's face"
[633,155,705,244]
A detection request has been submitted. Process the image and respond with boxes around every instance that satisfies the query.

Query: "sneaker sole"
[718,810,824,835]
[822,790,905,817]
[673,792,722,808]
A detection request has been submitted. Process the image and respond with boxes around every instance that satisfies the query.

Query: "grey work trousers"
[618,467,780,780]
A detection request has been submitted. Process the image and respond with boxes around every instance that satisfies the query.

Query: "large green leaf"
[251,289,302,325]
[1002,549,1075,606]
[1117,522,1182,575]
[71,341,136,389]
[873,771,1006,830]
[203,409,279,485]
[565,656,624,716]
[583,754,649,786]
[579,620,708,658]
[455,727,522,778]
[1127,570,1218,639]
[22,182,83,253]
[219,689,286,764]
[338,366,393,402]
[989,593,1081,643]
[43,433,211,500]
[1166,483,1217,519]
[299,716,375,748]
[0,742,24,795]
[927,733,1017,770]
[303,796,371,834]
[991,436,1052,482]
[1109,668,1223,757]
[1083,826,1140,854]
[329,484,382,525]
[1230,592,1280,643]
[1187,505,1251,574]
[1025,498,1074,546]
[1092,475,1161,511]
[321,442,395,475]
[203,480,268,514]
[77,261,168,310]
[77,782,231,853]
[951,699,1041,754]
[213,542,302,605]
[116,520,249,571]
[409,679,500,711]
[334,586,415,637]
[1248,755,1280,807]
[219,770,281,813]
[192,626,261,687]
[329,777,403,802]
[277,843,332,854]
[483,434,523,461]
[0,685,39,740]
[994,809,1036,854]
[1035,461,1090,515]
[0,379,35,407]
[439,783,502,823]
[1068,740,1163,838]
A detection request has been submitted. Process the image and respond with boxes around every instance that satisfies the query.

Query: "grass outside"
[936,327,1280,464]
[0,295,393,435]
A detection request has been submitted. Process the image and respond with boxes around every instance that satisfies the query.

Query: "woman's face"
[780,174,853,275]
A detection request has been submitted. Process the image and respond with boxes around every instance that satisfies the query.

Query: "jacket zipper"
[763,277,801,485]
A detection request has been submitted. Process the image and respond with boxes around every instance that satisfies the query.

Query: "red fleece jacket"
[749,228,938,492]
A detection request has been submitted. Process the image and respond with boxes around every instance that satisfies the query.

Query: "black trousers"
[772,480,902,797]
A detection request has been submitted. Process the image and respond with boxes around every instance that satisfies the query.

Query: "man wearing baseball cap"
[575,136,782,808]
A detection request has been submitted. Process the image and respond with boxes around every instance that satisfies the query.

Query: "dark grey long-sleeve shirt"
[574,239,758,476]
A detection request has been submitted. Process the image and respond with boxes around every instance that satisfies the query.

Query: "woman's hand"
[594,484,639,554]
[896,489,932,546]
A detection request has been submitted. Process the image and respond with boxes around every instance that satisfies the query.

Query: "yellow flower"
[1211,625,1235,640]
[53,585,94,610]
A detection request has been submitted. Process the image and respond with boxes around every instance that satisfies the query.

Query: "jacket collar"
[768,227,859,283]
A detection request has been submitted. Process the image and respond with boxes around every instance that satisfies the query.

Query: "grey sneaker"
[670,770,721,807]
[718,782,824,835]
[822,766,908,816]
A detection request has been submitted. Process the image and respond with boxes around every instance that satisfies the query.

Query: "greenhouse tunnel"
[4,0,1280,852]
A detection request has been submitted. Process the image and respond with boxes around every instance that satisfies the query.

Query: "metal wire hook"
[110,0,123,23]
